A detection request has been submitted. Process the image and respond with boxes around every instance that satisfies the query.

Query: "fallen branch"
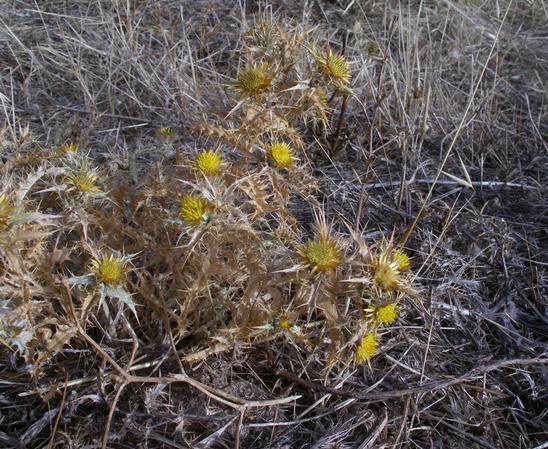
[278,357,548,401]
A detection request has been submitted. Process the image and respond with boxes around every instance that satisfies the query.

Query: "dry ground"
[1,0,547,448]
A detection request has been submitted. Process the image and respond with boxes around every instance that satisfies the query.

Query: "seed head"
[232,63,274,98]
[179,194,212,226]
[0,194,16,231]
[66,172,102,193]
[268,142,294,168]
[355,333,379,363]
[195,150,223,176]
[315,46,351,85]
[90,254,128,285]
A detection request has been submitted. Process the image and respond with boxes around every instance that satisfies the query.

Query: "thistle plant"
[1,19,419,386]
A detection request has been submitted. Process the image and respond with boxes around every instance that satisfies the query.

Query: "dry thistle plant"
[2,3,546,448]
[0,18,419,379]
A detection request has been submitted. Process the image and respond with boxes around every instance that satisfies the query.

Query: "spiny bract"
[0,193,16,231]
[371,250,403,291]
[90,254,128,285]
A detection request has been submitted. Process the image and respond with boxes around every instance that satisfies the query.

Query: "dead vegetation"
[0,0,547,448]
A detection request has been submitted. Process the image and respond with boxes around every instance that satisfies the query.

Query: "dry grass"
[1,0,547,448]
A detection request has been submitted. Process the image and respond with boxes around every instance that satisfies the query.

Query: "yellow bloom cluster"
[59,142,78,153]
[195,150,223,176]
[366,302,399,327]
[268,142,294,168]
[355,333,379,363]
[315,46,351,86]
[299,235,341,274]
[179,194,212,226]
[232,63,274,98]
[66,172,102,193]
[91,254,128,285]
[156,127,177,140]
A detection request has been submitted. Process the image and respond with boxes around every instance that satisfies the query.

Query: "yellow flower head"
[90,254,128,285]
[278,316,292,330]
[366,303,399,327]
[392,249,410,271]
[268,142,294,168]
[371,250,402,291]
[315,46,351,85]
[195,150,223,176]
[66,172,102,193]
[299,234,342,274]
[59,142,78,153]
[0,194,16,231]
[179,194,212,226]
[232,63,274,98]
[156,127,177,142]
[355,333,379,363]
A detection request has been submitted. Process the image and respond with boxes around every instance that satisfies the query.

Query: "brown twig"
[277,357,548,401]
[46,373,69,449]
[61,277,299,449]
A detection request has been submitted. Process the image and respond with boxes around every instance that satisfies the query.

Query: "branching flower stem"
[61,279,299,449]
